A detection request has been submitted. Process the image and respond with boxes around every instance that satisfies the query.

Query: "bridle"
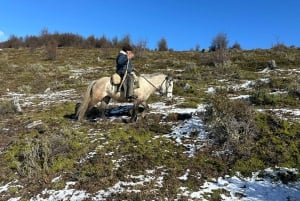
[160,77,173,98]
[141,75,173,96]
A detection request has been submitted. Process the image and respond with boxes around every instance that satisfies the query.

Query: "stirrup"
[127,95,137,101]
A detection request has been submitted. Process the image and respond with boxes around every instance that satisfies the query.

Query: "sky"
[0,0,299,50]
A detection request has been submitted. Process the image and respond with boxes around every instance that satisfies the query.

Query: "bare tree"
[111,36,118,47]
[119,34,132,48]
[157,38,168,51]
[46,38,57,60]
[210,32,228,51]
[40,28,51,46]
[86,35,96,48]
[5,35,23,48]
[99,35,113,58]
[210,33,229,66]
[97,35,111,48]
[135,39,147,58]
[231,42,242,50]
[25,35,40,51]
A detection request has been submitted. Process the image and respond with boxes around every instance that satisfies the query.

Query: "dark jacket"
[116,51,133,77]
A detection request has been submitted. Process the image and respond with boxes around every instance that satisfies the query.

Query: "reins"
[117,59,129,92]
[134,69,167,95]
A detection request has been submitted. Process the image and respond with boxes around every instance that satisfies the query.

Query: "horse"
[75,73,173,122]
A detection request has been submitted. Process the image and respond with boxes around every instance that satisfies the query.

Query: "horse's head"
[161,75,173,98]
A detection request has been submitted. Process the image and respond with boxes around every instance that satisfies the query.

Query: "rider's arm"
[117,54,128,66]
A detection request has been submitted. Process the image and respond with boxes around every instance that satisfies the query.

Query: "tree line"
[1,28,294,53]
[0,30,245,62]
[0,29,171,51]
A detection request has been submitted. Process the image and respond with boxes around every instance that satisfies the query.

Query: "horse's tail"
[76,81,96,121]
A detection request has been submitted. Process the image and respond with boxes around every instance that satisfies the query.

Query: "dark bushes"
[204,91,300,176]
[204,93,258,153]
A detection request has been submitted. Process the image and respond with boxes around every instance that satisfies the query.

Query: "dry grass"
[0,46,300,200]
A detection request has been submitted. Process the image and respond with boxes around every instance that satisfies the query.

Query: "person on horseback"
[116,44,137,101]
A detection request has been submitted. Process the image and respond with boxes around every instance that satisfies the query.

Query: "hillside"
[0,47,300,200]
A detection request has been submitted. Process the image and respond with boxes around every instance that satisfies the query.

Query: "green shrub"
[51,156,74,173]
[4,124,88,177]
[177,97,200,108]
[5,132,51,177]
[232,157,266,177]
[0,100,17,116]
[250,89,276,106]
[287,79,300,99]
[254,113,300,169]
[204,93,258,155]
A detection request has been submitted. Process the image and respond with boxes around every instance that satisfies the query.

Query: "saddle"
[111,73,121,85]
[110,73,139,92]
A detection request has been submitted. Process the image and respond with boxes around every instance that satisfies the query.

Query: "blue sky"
[0,0,299,50]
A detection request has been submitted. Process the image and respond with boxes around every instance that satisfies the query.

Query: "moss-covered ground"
[0,47,300,200]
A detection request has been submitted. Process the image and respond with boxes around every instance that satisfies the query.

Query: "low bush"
[0,100,18,116]
[254,113,300,169]
[250,88,277,106]
[204,92,258,155]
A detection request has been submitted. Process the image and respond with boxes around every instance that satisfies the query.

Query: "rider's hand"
[133,68,139,75]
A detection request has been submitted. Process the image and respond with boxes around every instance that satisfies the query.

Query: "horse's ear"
[166,74,173,81]
[166,72,173,80]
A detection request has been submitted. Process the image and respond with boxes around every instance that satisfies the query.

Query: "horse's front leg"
[140,101,149,119]
[129,100,140,122]
[99,96,110,118]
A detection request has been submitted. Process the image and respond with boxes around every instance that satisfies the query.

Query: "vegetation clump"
[203,92,300,177]
[204,92,258,153]
[0,100,18,116]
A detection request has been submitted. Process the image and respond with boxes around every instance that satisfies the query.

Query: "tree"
[98,35,113,58]
[97,35,111,48]
[111,37,118,47]
[157,38,168,51]
[40,28,51,46]
[210,33,229,65]
[210,32,228,51]
[231,42,242,50]
[85,35,96,48]
[135,39,147,58]
[5,35,23,48]
[24,35,40,51]
[46,38,57,60]
[119,34,132,48]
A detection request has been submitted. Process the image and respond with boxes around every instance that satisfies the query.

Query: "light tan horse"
[76,73,173,121]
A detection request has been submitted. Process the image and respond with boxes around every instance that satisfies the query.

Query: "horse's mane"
[140,73,165,79]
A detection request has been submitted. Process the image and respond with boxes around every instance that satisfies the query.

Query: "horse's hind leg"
[140,101,149,118]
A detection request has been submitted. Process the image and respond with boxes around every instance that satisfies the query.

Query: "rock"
[267,60,277,69]
[183,83,190,91]
[44,87,51,93]
[12,96,22,114]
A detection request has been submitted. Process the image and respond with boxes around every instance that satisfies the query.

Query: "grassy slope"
[0,47,300,200]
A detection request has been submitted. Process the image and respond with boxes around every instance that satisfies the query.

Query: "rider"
[116,44,137,100]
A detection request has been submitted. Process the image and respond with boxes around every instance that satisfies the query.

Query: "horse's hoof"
[130,115,138,122]
[122,118,132,124]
